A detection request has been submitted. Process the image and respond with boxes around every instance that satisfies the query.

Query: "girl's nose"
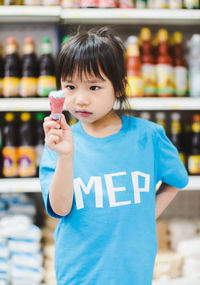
[75,92,90,106]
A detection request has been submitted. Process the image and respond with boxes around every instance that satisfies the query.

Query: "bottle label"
[24,0,41,5]
[156,64,174,96]
[18,146,36,177]
[192,122,200,133]
[20,77,38,97]
[37,75,56,97]
[171,121,181,134]
[36,144,44,167]
[184,0,199,8]
[179,152,185,166]
[152,0,168,8]
[42,0,60,5]
[126,75,143,97]
[189,69,200,97]
[188,155,200,174]
[98,0,116,7]
[169,0,182,8]
[62,0,78,7]
[80,0,98,7]
[118,0,134,7]
[3,77,20,97]
[0,78,2,96]
[2,146,18,177]
[142,64,156,96]
[174,66,187,96]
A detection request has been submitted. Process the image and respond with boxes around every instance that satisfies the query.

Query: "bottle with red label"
[126,36,143,97]
[172,32,188,97]
[3,37,21,98]
[37,37,56,97]
[0,43,4,97]
[18,112,36,177]
[2,113,18,178]
[156,29,174,97]
[98,0,116,8]
[140,28,156,97]
[20,37,38,98]
[188,114,200,175]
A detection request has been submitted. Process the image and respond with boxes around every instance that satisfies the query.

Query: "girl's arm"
[43,115,74,216]
[155,183,179,219]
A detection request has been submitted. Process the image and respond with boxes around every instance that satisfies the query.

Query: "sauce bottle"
[0,42,4,97]
[20,37,38,98]
[170,112,185,165]
[37,37,56,97]
[79,0,98,7]
[3,37,21,98]
[140,28,156,97]
[156,29,174,97]
[2,113,18,178]
[172,32,188,97]
[35,112,45,176]
[188,114,200,175]
[184,0,199,8]
[18,112,36,177]
[155,111,167,130]
[126,36,143,97]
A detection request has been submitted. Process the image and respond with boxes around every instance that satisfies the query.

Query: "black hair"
[56,27,130,110]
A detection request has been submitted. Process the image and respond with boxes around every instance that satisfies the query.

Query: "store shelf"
[61,8,200,25]
[0,178,40,193]
[0,6,61,23]
[1,97,200,112]
[0,176,198,193]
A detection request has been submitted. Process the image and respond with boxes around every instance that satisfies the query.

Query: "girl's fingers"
[43,120,60,135]
[48,128,63,139]
[60,114,70,131]
[45,134,60,146]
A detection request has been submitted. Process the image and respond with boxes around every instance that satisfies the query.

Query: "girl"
[40,27,188,285]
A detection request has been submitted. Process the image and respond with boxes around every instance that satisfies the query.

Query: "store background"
[0,1,200,284]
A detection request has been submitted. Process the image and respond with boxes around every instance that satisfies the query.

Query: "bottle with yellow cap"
[18,112,36,177]
[156,29,174,97]
[2,113,18,177]
[3,37,21,98]
[126,36,143,97]
[188,114,200,174]
[172,32,188,97]
[140,28,156,97]
[0,42,4,97]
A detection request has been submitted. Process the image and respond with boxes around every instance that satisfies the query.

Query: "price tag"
[120,13,128,18]
[72,13,81,18]
[170,105,179,110]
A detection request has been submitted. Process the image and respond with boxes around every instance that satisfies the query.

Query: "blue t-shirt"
[39,115,188,285]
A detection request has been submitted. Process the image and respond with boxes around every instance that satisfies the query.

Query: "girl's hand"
[43,114,74,157]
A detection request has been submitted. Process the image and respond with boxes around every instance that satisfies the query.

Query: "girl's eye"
[90,86,100,91]
[65,85,75,90]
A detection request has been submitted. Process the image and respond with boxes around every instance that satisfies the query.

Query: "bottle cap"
[5,113,14,122]
[173,32,182,44]
[21,112,31,122]
[36,112,45,122]
[156,112,166,121]
[42,37,51,43]
[62,35,70,43]
[193,114,200,122]
[171,112,181,121]
[140,28,151,42]
[157,29,168,43]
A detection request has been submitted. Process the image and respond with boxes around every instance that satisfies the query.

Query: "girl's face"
[61,71,117,125]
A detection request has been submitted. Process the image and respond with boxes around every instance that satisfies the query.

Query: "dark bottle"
[18,112,36,177]
[3,37,21,98]
[35,112,45,176]
[0,42,4,97]
[0,116,3,178]
[2,113,18,178]
[20,37,38,97]
[37,37,56,97]
[188,114,200,175]
[170,112,186,166]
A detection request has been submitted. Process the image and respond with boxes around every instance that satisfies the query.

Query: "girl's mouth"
[75,111,93,117]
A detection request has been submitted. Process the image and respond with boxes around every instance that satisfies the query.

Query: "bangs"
[58,36,107,84]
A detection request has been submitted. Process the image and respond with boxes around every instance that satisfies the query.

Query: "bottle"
[20,37,38,98]
[0,42,4,97]
[61,0,78,8]
[2,113,18,178]
[0,116,3,178]
[3,37,21,98]
[140,28,156,97]
[172,32,188,97]
[41,0,60,5]
[169,0,182,8]
[156,29,174,97]
[170,112,186,165]
[188,114,200,175]
[136,0,146,7]
[18,112,36,177]
[187,34,200,97]
[155,112,168,133]
[152,0,168,8]
[139,111,151,121]
[98,0,116,7]
[37,37,56,97]
[126,36,143,97]
[118,0,134,7]
[24,0,41,6]
[79,0,98,7]
[35,112,45,176]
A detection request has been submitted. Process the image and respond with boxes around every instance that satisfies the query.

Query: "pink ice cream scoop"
[48,90,65,121]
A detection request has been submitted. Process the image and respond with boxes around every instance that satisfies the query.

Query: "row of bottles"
[0,37,56,98]
[137,111,200,175]
[0,0,199,8]
[126,29,200,98]
[0,112,45,178]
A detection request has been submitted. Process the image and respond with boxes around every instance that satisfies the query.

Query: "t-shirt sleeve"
[39,145,63,218]
[155,126,189,189]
